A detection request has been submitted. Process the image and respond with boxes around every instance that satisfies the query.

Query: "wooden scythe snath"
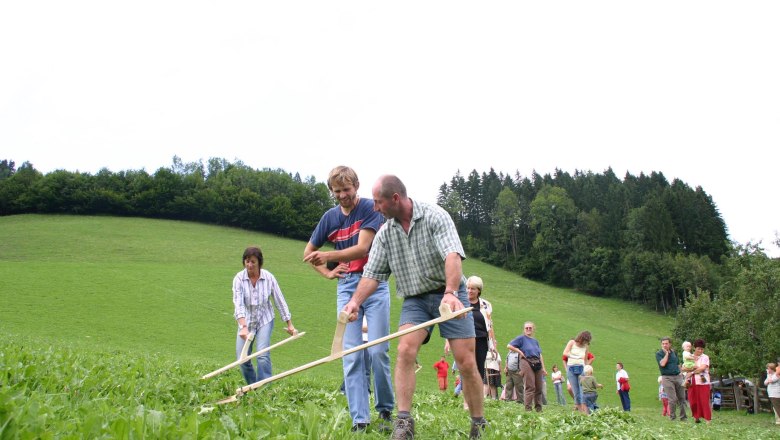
[330,311,350,356]
[201,331,306,380]
[213,304,472,405]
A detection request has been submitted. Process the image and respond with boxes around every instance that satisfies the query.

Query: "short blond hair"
[327,166,359,191]
[466,275,483,293]
[584,365,594,376]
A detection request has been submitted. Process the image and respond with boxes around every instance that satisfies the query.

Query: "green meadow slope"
[1,214,673,409]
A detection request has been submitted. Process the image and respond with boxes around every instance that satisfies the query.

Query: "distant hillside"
[0,214,673,409]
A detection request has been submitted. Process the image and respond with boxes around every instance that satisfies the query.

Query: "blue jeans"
[339,349,372,394]
[554,382,567,405]
[236,319,274,385]
[567,365,585,405]
[619,390,631,411]
[583,392,599,413]
[337,273,394,424]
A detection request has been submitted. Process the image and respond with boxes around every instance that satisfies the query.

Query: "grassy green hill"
[4,215,780,438]
[1,214,671,409]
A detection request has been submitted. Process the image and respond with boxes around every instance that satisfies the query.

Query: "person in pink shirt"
[683,339,711,423]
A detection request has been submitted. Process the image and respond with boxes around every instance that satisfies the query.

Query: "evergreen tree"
[491,187,522,264]
[0,159,15,179]
[529,185,577,285]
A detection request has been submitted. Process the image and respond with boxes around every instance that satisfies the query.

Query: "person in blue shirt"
[304,166,394,432]
[508,322,547,412]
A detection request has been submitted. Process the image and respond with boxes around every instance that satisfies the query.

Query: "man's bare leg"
[449,337,484,418]
[394,327,427,412]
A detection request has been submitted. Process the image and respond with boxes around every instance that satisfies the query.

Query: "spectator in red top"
[433,356,450,391]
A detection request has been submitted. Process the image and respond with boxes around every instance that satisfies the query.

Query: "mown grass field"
[2,214,778,438]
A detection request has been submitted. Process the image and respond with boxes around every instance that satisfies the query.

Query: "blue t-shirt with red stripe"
[309,198,384,273]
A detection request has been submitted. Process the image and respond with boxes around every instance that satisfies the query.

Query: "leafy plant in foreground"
[3,329,780,438]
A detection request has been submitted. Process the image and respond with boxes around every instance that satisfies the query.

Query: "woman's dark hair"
[575,331,592,345]
[693,338,706,349]
[242,246,264,267]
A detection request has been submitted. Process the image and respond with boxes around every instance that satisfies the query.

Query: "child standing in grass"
[551,365,566,405]
[452,361,462,397]
[658,376,670,416]
[580,365,603,414]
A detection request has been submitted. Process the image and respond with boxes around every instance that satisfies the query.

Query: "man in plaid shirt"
[343,175,487,439]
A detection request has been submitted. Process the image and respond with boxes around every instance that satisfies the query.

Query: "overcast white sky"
[1,1,778,256]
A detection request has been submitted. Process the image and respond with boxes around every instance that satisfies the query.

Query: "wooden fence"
[710,378,773,413]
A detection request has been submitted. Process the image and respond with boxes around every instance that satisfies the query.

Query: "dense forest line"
[436,167,778,376]
[0,157,742,313]
[0,157,332,240]
[437,167,729,312]
[1,157,777,375]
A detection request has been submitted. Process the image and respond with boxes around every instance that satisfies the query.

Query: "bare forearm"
[304,242,347,279]
[304,230,375,264]
[444,253,463,292]
[507,345,524,357]
[308,262,331,277]
[350,277,380,308]
[659,352,669,367]
[315,246,368,263]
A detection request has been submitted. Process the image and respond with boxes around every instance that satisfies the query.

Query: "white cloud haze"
[2,1,778,256]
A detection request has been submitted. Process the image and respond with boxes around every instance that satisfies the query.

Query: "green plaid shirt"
[363,200,466,298]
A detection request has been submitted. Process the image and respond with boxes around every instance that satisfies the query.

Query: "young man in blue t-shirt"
[304,166,394,432]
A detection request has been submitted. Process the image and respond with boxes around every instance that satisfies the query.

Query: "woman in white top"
[233,246,297,385]
[551,365,566,405]
[563,330,592,414]
[765,362,780,425]
[445,276,497,389]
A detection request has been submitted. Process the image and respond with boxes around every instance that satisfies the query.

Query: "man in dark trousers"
[656,337,688,421]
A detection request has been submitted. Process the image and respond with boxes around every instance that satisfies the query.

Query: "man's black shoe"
[351,423,369,432]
